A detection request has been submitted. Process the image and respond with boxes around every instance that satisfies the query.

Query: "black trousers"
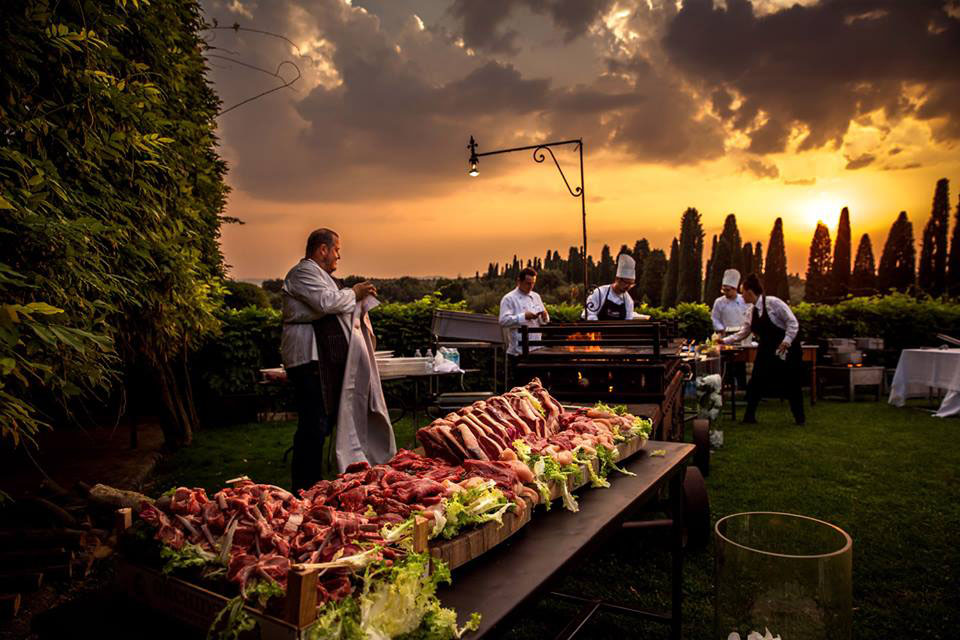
[744,352,805,423]
[287,362,332,492]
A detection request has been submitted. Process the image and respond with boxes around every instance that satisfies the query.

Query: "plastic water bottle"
[450,347,460,368]
[414,348,422,358]
[425,348,433,359]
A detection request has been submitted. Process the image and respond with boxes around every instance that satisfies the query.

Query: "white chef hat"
[722,268,741,288]
[616,254,636,280]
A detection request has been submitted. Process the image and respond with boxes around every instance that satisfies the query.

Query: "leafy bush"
[192,307,282,398]
[1,1,227,447]
[224,281,271,310]
[371,294,466,356]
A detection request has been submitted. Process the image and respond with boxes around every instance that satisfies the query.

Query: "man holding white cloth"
[281,228,395,490]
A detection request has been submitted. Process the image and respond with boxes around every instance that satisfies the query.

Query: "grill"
[517,321,684,404]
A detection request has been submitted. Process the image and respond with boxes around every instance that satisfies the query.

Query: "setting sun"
[800,193,849,229]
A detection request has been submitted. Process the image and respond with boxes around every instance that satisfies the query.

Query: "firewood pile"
[0,480,150,621]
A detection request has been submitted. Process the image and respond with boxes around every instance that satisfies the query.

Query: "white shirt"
[723,295,799,347]
[586,284,635,321]
[280,259,356,368]
[499,287,549,356]
[711,294,748,331]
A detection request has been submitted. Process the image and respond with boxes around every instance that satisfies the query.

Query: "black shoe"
[741,415,757,424]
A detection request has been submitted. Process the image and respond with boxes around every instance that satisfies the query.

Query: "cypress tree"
[764,218,790,301]
[918,178,950,296]
[704,234,718,300]
[677,208,705,303]
[633,238,650,267]
[831,207,852,298]
[878,211,917,292]
[640,248,667,306]
[662,238,680,308]
[851,233,877,293]
[949,194,960,296]
[566,246,581,283]
[720,214,743,273]
[753,242,763,279]
[599,244,615,282]
[742,242,754,278]
[805,222,833,302]
[708,235,733,302]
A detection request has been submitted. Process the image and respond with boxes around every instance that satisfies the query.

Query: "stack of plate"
[376,356,433,378]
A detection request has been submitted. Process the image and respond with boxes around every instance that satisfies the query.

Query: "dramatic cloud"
[845,153,876,170]
[664,0,960,153]
[743,157,780,179]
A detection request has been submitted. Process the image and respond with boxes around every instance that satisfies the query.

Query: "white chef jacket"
[280,258,356,368]
[711,294,748,331]
[586,284,635,321]
[722,295,799,346]
[499,287,549,356]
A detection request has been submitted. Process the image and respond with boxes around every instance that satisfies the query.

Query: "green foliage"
[370,293,466,356]
[852,233,877,294]
[831,207,852,298]
[677,208,705,303]
[918,179,950,296]
[224,281,270,310]
[794,293,960,352]
[1,0,228,446]
[192,307,282,397]
[662,238,680,308]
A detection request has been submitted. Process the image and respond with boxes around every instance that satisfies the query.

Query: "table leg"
[810,355,817,405]
[730,363,738,422]
[669,467,684,640]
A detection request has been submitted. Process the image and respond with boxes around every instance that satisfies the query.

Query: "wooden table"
[440,441,695,640]
[721,344,819,420]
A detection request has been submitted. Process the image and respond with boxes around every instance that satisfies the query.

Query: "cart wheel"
[692,419,710,477]
[683,466,710,550]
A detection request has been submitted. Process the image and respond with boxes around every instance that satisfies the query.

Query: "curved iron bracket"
[532,143,582,198]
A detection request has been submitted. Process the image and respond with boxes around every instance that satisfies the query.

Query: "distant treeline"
[236,177,960,312]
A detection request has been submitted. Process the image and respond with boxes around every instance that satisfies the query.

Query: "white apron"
[334,297,396,472]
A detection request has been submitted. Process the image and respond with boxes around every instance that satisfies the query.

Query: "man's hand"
[353,281,377,301]
[524,310,539,320]
[776,340,789,356]
[538,309,549,322]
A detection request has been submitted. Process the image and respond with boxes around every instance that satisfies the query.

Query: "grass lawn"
[149,398,960,639]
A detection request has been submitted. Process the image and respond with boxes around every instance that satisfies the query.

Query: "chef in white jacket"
[280,228,395,489]
[499,267,549,386]
[586,254,636,321]
[711,269,749,336]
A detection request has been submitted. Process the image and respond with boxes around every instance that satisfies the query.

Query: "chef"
[711,269,748,335]
[722,273,805,426]
[499,267,549,386]
[281,228,395,490]
[586,254,636,321]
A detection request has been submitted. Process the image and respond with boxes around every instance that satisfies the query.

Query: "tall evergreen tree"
[639,249,667,306]
[805,222,833,302]
[704,234,718,300]
[878,211,917,292]
[949,194,960,296]
[742,242,754,278]
[720,214,743,273]
[831,207,852,298]
[851,233,877,293]
[753,242,763,279]
[918,178,950,296]
[764,218,790,301]
[566,246,582,283]
[662,238,680,308]
[633,238,650,267]
[707,235,733,301]
[677,208,705,303]
[599,244,615,282]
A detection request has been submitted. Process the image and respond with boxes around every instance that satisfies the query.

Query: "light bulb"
[468,161,478,177]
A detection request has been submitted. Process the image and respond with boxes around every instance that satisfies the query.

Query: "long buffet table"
[441,441,695,639]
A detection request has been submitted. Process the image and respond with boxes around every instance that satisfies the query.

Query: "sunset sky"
[203,0,960,281]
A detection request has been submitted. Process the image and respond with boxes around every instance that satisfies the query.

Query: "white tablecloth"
[888,348,960,417]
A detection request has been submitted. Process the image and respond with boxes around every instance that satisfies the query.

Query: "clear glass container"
[715,512,852,640]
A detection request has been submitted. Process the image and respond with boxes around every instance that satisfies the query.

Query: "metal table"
[440,441,695,639]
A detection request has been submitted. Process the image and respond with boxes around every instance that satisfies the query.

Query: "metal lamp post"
[467,135,589,307]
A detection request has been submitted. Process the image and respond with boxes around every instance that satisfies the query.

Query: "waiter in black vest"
[280,228,376,491]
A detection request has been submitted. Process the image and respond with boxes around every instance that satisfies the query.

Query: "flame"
[564,332,602,352]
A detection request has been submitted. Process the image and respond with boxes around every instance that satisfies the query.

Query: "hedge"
[192,294,960,412]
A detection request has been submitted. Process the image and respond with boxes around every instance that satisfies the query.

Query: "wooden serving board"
[429,498,533,571]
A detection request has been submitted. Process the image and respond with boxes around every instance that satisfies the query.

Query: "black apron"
[751,295,802,398]
[311,314,349,418]
[596,286,627,321]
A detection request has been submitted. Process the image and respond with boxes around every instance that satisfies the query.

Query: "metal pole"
[579,139,587,308]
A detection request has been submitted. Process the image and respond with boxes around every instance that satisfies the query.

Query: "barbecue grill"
[517,320,684,404]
